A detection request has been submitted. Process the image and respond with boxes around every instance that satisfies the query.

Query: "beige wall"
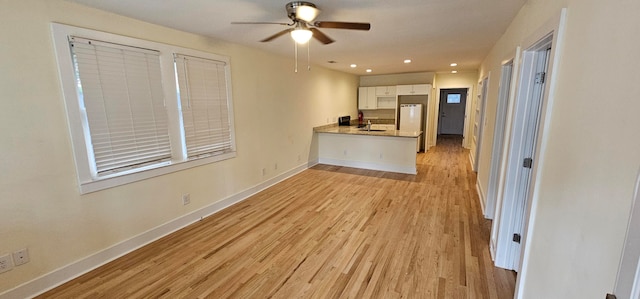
[0,0,358,293]
[476,0,640,297]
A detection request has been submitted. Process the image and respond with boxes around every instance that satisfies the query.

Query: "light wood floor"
[39,135,516,298]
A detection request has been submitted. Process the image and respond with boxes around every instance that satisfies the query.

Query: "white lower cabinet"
[317,133,418,174]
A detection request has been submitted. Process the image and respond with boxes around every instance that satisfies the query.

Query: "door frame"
[491,9,566,274]
[612,169,640,299]
[499,8,566,298]
[495,35,552,273]
[472,74,490,171]
[433,84,474,149]
[485,51,520,221]
[437,88,468,135]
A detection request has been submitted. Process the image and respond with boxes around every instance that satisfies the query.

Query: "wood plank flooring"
[38,135,516,298]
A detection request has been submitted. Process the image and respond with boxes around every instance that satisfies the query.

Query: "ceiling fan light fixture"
[291,27,313,44]
[291,22,313,44]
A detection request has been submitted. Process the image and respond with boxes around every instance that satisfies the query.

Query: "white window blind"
[70,36,171,175]
[174,54,232,158]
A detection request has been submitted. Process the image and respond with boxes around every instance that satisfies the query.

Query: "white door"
[612,170,640,299]
[494,39,552,271]
[485,59,515,219]
[438,89,467,135]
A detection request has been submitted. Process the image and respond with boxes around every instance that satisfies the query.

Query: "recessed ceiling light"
[366,69,372,73]
[350,64,357,68]
[450,63,458,67]
[451,70,458,73]
[404,59,412,64]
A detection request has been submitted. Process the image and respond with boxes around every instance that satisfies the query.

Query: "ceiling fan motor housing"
[286,1,317,21]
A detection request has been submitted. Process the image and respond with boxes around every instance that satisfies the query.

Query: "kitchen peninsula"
[314,125,422,174]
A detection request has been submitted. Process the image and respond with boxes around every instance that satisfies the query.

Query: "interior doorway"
[485,58,516,219]
[472,76,489,171]
[438,88,467,139]
[494,34,553,272]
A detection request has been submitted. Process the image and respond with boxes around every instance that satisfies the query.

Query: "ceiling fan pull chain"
[307,42,311,71]
[294,42,298,73]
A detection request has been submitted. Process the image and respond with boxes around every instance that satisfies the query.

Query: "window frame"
[51,23,236,194]
[447,93,462,104]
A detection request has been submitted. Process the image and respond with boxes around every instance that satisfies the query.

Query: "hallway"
[39,136,516,298]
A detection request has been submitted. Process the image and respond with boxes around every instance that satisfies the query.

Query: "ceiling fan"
[231,1,371,45]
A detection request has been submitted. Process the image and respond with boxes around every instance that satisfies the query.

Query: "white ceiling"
[67,0,526,75]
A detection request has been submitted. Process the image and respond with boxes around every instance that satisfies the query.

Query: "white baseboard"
[476,180,487,218]
[490,238,497,261]
[307,158,319,168]
[318,157,417,175]
[1,163,310,299]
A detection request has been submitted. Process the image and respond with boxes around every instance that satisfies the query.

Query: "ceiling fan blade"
[261,28,293,42]
[231,21,290,25]
[314,21,371,31]
[310,28,334,45]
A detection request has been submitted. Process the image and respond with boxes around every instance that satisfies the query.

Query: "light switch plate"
[13,248,30,266]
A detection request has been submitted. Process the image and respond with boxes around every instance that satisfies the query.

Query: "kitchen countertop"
[314,125,422,138]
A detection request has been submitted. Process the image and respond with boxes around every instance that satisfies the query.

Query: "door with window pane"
[438,88,467,135]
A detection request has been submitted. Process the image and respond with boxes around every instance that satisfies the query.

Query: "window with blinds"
[70,37,171,176]
[174,54,233,159]
[53,24,236,193]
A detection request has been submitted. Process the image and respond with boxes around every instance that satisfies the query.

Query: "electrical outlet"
[262,168,266,176]
[182,193,191,205]
[13,248,29,266]
[274,163,278,170]
[0,254,13,274]
[297,154,301,162]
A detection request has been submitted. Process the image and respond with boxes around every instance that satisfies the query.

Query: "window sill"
[79,152,236,194]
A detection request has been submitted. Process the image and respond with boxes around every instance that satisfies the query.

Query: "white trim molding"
[476,180,487,218]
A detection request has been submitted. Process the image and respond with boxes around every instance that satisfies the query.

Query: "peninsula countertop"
[313,124,422,138]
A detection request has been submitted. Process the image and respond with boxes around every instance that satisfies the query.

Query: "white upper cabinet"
[359,84,430,110]
[396,84,431,95]
[358,87,377,110]
[375,86,397,96]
